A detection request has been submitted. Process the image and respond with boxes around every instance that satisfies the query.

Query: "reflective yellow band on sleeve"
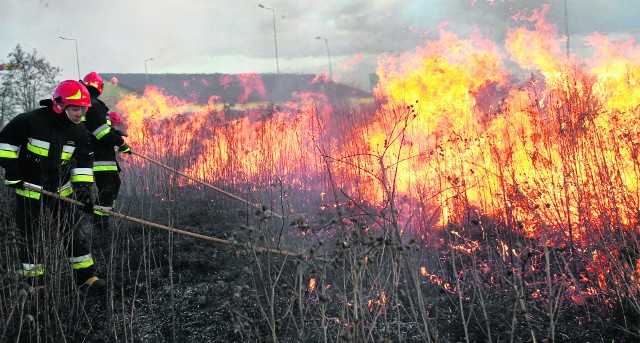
[20,263,45,277]
[93,161,118,172]
[16,188,41,199]
[71,168,94,183]
[0,143,19,158]
[69,254,94,270]
[22,269,44,277]
[94,204,112,216]
[58,183,74,197]
[27,138,50,157]
[70,260,94,269]
[93,165,118,172]
[93,124,111,140]
[71,174,94,183]
[0,151,18,158]
[61,145,75,161]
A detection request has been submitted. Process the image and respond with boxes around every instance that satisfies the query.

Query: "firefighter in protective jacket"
[0,80,105,290]
[81,71,130,230]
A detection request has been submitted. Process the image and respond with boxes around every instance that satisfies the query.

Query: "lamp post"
[315,36,332,81]
[145,58,154,86]
[258,4,280,73]
[58,36,80,79]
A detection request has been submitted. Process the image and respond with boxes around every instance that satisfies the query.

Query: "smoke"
[1,0,639,85]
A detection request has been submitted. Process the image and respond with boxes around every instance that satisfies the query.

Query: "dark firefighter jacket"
[0,100,94,199]
[82,90,125,174]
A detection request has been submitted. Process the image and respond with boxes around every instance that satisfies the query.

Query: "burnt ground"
[1,192,268,342]
[1,188,434,342]
[74,203,429,343]
[2,186,638,342]
[82,201,272,342]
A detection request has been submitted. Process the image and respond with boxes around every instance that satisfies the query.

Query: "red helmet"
[109,112,121,124]
[52,80,92,114]
[82,71,104,94]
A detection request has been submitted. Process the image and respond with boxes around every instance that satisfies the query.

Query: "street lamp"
[258,4,280,73]
[58,36,80,79]
[145,58,154,86]
[315,36,332,81]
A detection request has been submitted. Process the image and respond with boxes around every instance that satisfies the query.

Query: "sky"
[2,0,640,90]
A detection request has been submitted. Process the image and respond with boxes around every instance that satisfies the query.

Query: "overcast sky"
[2,0,640,89]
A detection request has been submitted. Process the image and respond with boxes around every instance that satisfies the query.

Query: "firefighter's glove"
[5,180,24,189]
[117,143,132,154]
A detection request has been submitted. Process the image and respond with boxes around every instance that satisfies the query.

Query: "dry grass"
[2,65,640,342]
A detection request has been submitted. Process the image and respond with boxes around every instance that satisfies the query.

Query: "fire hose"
[129,151,283,219]
[9,181,303,259]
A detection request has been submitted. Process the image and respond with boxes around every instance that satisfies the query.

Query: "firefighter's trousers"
[93,172,121,230]
[14,193,96,285]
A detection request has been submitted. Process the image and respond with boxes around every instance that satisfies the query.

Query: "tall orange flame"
[115,4,640,276]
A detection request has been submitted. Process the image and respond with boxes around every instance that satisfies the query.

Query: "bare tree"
[0,76,16,128]
[0,44,60,126]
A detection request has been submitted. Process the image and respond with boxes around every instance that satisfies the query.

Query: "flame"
[506,5,567,82]
[420,266,452,292]
[339,54,365,72]
[367,292,387,312]
[115,4,640,276]
[218,73,267,104]
[308,277,316,292]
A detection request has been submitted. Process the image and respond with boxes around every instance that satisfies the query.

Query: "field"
[3,16,640,341]
[2,80,640,341]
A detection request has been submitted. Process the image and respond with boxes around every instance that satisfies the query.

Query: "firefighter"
[0,80,105,290]
[81,71,130,230]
